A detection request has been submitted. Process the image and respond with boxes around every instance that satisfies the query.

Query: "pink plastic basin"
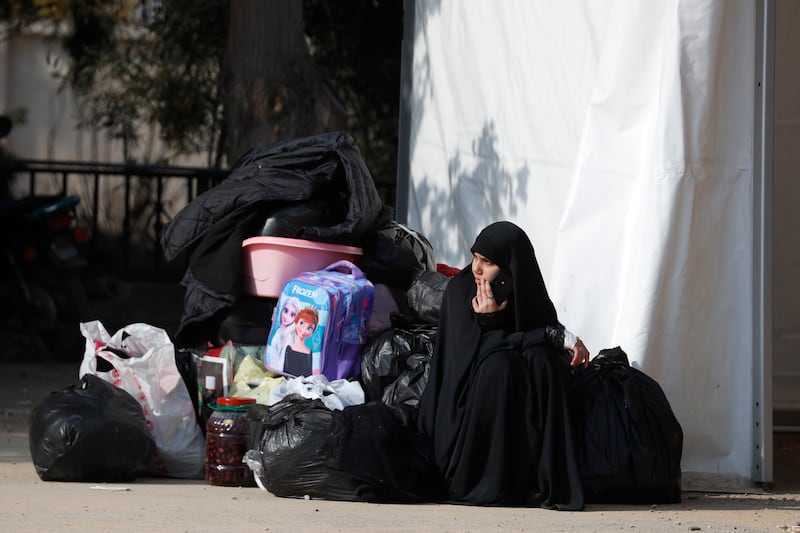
[241,236,363,298]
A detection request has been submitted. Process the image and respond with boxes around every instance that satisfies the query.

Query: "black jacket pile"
[160,131,385,347]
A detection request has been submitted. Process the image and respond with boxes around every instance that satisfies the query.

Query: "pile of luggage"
[28,131,453,495]
[27,131,683,506]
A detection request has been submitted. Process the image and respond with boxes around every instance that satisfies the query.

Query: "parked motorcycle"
[0,193,95,360]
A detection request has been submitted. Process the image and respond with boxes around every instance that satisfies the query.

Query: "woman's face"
[280,304,298,327]
[296,318,316,340]
[472,252,501,284]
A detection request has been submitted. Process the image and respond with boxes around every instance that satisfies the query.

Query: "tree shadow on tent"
[410,120,530,266]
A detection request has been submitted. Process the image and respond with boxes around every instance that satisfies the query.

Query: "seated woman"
[417,221,589,510]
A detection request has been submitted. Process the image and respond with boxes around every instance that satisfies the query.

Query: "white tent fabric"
[405,0,758,488]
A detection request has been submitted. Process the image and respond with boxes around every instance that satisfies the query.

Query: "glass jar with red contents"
[205,397,257,487]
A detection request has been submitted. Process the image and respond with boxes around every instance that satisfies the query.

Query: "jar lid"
[216,397,257,406]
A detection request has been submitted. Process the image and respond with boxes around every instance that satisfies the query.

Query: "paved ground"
[1,361,799,533]
[1,281,800,532]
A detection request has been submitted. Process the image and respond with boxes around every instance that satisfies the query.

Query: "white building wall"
[1,32,208,179]
[1,30,212,262]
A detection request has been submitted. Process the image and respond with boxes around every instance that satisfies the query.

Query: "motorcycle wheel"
[25,285,59,333]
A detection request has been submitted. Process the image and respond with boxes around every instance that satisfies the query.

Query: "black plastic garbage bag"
[568,347,683,504]
[246,397,445,503]
[406,270,451,324]
[359,326,436,406]
[29,374,156,482]
[380,351,432,407]
[360,220,437,290]
[246,397,362,501]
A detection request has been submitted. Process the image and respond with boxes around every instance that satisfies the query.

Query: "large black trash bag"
[29,374,156,482]
[359,325,436,406]
[246,397,363,501]
[328,401,446,503]
[246,397,444,503]
[406,270,451,324]
[360,219,437,290]
[568,346,683,504]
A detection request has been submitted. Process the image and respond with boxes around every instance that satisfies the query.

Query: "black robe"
[417,221,584,509]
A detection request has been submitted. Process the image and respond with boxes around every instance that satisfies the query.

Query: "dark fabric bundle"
[159,131,384,347]
[29,374,156,482]
[568,346,683,504]
[327,401,446,503]
[161,131,383,263]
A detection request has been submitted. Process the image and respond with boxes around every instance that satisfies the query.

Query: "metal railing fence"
[1,159,228,280]
[0,158,396,281]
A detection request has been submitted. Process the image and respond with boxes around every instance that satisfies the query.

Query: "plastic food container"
[241,236,363,297]
[205,397,258,487]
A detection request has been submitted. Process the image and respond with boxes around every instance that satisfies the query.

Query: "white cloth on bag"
[267,374,365,411]
[79,320,205,479]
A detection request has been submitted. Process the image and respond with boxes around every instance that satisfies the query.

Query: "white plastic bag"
[79,320,205,479]
[267,374,365,410]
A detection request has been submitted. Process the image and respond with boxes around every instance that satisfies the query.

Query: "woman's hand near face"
[472,277,508,314]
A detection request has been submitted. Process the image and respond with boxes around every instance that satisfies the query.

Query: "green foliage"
[0,0,47,33]
[62,1,116,91]
[140,0,228,159]
[50,0,229,162]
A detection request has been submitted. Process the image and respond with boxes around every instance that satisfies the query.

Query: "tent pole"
[752,0,774,485]
[395,0,416,224]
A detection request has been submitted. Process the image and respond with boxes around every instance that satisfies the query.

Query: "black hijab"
[418,220,559,460]
[470,221,557,331]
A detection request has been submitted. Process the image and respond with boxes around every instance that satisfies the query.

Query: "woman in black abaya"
[417,221,589,510]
